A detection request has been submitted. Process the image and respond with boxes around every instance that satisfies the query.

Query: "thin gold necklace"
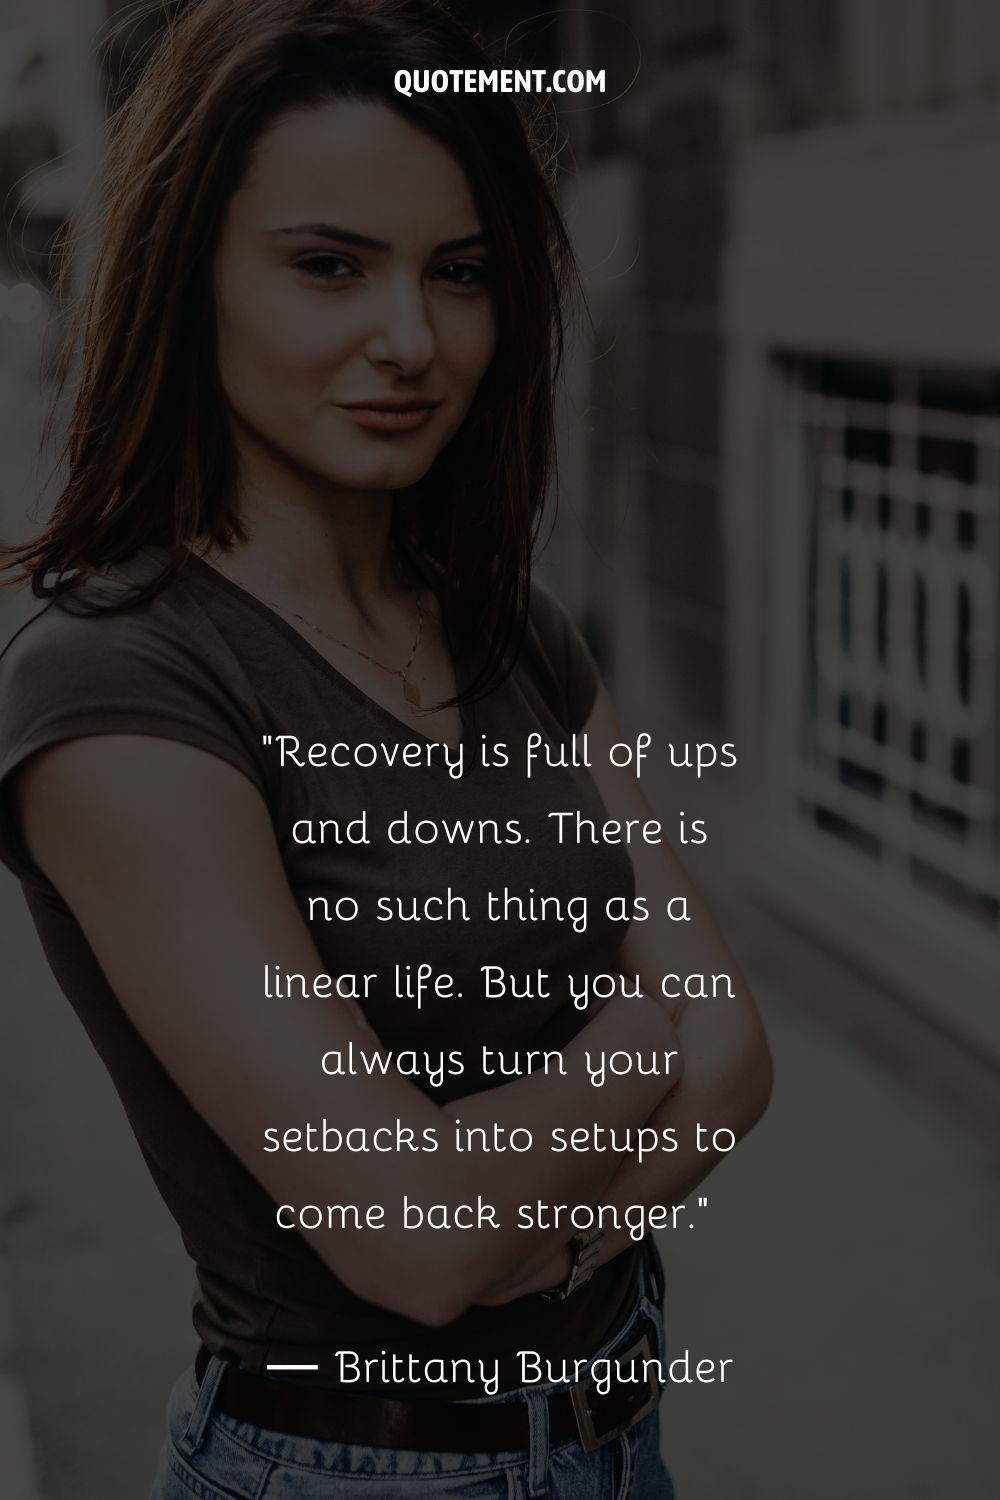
[211,562,426,708]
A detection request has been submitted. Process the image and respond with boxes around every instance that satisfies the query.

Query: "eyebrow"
[267,224,488,255]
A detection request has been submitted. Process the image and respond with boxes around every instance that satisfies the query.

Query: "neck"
[203,434,403,618]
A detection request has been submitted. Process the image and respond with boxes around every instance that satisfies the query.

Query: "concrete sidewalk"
[0,1263,42,1500]
[0,878,192,1499]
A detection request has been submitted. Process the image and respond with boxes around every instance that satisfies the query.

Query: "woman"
[0,2,771,1495]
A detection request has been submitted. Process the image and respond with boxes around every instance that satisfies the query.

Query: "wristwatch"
[540,1220,604,1302]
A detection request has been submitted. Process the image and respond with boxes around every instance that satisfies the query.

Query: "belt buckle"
[569,1328,660,1455]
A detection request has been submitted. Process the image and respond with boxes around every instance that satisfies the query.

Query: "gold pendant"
[403,677,421,707]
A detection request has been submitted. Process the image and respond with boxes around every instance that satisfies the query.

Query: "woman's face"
[214,100,497,495]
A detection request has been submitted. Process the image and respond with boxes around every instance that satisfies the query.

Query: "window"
[776,354,999,929]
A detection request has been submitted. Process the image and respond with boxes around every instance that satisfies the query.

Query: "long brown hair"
[1,0,577,702]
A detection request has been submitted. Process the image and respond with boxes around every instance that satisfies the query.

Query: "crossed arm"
[478,686,772,1302]
[13,694,770,1324]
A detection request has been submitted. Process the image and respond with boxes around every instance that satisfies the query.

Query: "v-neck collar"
[180,551,476,756]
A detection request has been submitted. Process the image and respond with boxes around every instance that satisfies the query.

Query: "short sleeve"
[0,596,270,887]
[525,581,602,733]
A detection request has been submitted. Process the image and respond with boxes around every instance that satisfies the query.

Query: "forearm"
[474,686,774,1302]
[587,995,772,1270]
[433,989,683,1294]
[477,993,769,1303]
[469,986,684,1305]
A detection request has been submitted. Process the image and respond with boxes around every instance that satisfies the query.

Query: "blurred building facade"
[552,0,1000,1077]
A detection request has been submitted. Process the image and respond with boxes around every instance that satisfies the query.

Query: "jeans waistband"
[176,1238,667,1499]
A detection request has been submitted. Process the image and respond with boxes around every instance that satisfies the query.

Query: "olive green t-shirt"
[0,547,642,1395]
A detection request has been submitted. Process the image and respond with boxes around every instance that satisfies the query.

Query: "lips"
[337,396,441,433]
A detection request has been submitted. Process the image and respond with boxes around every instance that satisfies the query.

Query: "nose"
[365,275,436,375]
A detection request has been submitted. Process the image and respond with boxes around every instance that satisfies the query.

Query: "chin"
[316,449,440,492]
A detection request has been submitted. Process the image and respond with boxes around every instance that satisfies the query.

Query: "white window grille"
[776,355,999,930]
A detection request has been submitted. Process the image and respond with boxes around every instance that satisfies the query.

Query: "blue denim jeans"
[148,1255,675,1499]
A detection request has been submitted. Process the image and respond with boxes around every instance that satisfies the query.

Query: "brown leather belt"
[194,1324,661,1455]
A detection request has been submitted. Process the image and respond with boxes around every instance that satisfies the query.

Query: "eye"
[434,260,489,290]
[293,253,359,283]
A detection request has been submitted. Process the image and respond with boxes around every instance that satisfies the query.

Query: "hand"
[476,1241,573,1306]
